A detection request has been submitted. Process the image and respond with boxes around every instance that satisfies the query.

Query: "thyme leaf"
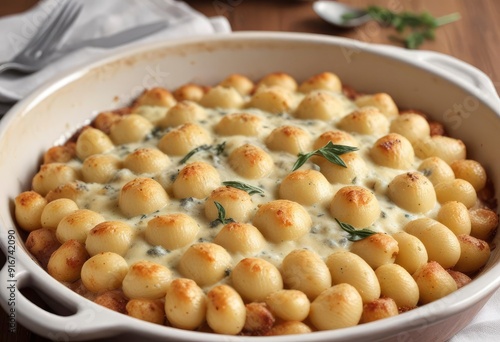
[292,141,358,171]
[211,201,235,227]
[179,142,226,165]
[335,218,376,242]
[179,144,210,164]
[222,181,264,195]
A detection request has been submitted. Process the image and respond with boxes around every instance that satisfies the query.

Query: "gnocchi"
[294,90,347,120]
[164,278,207,330]
[15,72,497,336]
[281,249,332,300]
[309,283,363,330]
[329,185,380,228]
[231,258,283,302]
[338,107,389,135]
[81,252,129,293]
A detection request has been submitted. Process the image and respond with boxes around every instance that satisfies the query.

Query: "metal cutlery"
[0,12,168,76]
[61,20,168,53]
[0,1,83,74]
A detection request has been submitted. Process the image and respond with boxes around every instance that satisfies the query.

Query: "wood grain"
[1,1,499,341]
[187,0,500,94]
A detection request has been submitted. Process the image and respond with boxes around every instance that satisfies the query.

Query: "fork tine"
[15,4,68,56]
[15,1,73,57]
[46,3,83,49]
[26,1,83,57]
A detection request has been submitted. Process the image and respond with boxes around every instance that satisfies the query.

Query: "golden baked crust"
[17,72,497,336]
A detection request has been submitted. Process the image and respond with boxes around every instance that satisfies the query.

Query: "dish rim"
[1,31,499,341]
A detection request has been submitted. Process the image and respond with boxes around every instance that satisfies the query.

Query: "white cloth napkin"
[0,0,231,103]
[450,288,500,341]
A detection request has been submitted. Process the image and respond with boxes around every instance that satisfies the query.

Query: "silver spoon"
[313,1,371,28]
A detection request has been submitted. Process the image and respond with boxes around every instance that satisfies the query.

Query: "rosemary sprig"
[292,141,358,171]
[179,142,226,165]
[335,218,376,242]
[343,6,460,49]
[210,201,235,227]
[222,181,264,195]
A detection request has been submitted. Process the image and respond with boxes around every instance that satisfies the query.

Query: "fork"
[0,1,82,75]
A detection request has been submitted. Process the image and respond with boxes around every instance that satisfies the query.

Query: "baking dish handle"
[413,50,499,98]
[0,259,122,341]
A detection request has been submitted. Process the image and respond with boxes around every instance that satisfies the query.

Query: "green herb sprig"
[222,181,264,195]
[343,6,460,49]
[179,142,226,165]
[210,201,235,227]
[335,218,376,242]
[292,141,358,171]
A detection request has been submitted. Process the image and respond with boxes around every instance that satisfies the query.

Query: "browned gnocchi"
[16,71,497,337]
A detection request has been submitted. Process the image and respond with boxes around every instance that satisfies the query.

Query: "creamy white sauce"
[68,90,440,288]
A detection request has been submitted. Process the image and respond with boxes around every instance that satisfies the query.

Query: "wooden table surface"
[1,0,499,341]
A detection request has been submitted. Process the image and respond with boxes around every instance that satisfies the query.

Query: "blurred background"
[0,0,498,94]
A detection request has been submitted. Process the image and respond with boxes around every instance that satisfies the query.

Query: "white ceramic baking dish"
[1,32,499,342]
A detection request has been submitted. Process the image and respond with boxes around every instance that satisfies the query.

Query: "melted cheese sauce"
[66,88,440,289]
